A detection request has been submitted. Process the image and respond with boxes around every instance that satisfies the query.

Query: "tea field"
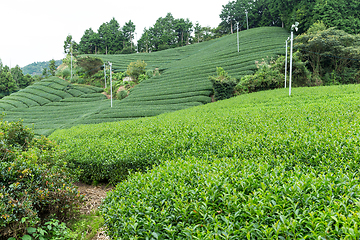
[0,27,288,135]
[50,84,360,239]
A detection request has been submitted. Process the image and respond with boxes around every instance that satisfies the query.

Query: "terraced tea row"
[1,27,289,135]
[50,84,360,239]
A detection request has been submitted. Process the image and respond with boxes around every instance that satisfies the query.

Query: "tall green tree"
[122,20,136,49]
[137,28,151,53]
[48,59,57,76]
[0,70,17,96]
[97,18,123,54]
[63,35,78,54]
[174,18,193,46]
[220,1,237,34]
[79,28,99,54]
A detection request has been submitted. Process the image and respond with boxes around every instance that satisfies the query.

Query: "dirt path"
[75,183,113,240]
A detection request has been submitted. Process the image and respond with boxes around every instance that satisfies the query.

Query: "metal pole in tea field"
[285,37,290,88]
[237,22,239,52]
[109,62,113,108]
[70,44,73,81]
[289,22,299,96]
[246,10,249,30]
[104,63,107,88]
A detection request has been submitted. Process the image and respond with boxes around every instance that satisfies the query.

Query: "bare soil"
[74,182,113,240]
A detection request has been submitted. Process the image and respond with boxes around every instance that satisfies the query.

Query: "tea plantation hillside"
[1,27,288,135]
[98,27,288,106]
[50,84,360,239]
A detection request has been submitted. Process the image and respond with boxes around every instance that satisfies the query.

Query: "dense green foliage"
[0,120,83,239]
[0,64,36,99]
[295,23,360,85]
[209,67,237,100]
[235,53,311,94]
[1,27,288,136]
[137,13,194,52]
[50,84,360,239]
[220,0,360,34]
[76,18,136,55]
[126,60,147,81]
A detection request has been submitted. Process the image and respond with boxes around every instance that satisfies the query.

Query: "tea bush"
[0,120,83,239]
[51,84,360,238]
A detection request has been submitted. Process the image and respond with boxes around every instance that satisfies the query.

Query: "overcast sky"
[0,0,230,68]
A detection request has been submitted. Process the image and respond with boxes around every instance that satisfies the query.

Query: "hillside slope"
[1,27,288,135]
[50,84,360,238]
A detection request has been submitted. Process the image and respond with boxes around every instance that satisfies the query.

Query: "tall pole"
[285,37,289,88]
[109,62,113,108]
[104,63,107,88]
[70,51,73,81]
[237,22,239,52]
[289,31,293,96]
[246,10,249,30]
[289,22,299,96]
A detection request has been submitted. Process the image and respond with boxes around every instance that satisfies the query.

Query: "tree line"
[219,0,360,35]
[0,60,35,98]
[68,0,359,55]
[0,59,59,98]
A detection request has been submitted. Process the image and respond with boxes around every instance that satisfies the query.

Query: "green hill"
[1,27,288,135]
[22,60,62,75]
[50,84,360,239]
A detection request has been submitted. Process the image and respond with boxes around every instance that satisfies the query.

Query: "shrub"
[138,74,149,83]
[61,68,71,80]
[116,90,128,100]
[126,60,147,82]
[235,54,311,94]
[76,56,103,77]
[209,67,237,101]
[0,120,83,239]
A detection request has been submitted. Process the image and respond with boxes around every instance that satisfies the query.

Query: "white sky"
[0,0,230,68]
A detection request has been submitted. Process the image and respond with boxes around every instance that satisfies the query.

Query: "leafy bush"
[76,56,103,77]
[209,67,237,101]
[236,54,311,94]
[116,90,128,100]
[126,60,147,82]
[0,120,83,239]
[138,74,149,83]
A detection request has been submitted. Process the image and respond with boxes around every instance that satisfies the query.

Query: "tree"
[137,28,151,53]
[97,18,123,54]
[295,22,360,83]
[220,1,237,34]
[174,18,193,46]
[0,58,2,71]
[10,65,34,89]
[0,70,17,96]
[313,0,360,34]
[63,34,78,54]
[76,56,103,77]
[122,20,136,49]
[79,28,99,54]
[48,59,57,76]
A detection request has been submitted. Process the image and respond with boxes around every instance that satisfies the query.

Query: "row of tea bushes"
[51,84,360,238]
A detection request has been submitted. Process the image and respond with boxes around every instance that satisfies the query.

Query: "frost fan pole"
[109,62,113,108]
[237,22,239,52]
[104,63,107,88]
[285,37,290,88]
[289,22,299,96]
